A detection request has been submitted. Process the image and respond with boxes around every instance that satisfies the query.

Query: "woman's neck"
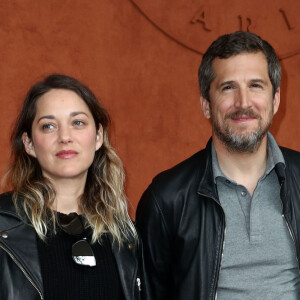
[46,176,87,214]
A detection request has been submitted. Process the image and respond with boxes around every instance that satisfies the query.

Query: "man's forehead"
[211,52,269,82]
[212,51,267,67]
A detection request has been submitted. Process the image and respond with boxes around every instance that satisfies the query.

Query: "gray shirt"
[213,133,300,299]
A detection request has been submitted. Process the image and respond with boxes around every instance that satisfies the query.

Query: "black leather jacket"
[136,139,300,300]
[0,192,147,300]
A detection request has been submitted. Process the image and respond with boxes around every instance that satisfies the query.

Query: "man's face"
[201,52,280,153]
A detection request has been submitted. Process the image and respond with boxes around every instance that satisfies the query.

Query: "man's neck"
[213,136,268,196]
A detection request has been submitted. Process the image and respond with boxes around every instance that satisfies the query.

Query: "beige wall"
[0,0,299,216]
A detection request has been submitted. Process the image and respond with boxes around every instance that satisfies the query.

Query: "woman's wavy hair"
[5,74,137,245]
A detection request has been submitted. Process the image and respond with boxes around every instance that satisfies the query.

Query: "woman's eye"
[74,120,84,126]
[42,124,54,130]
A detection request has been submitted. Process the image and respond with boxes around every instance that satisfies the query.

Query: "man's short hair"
[198,31,281,101]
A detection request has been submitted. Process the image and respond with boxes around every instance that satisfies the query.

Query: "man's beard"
[211,108,273,153]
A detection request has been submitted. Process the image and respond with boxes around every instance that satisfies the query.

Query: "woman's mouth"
[56,150,78,159]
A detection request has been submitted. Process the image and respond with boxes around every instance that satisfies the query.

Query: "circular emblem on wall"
[131,0,300,59]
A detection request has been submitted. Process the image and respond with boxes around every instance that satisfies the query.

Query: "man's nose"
[234,88,251,109]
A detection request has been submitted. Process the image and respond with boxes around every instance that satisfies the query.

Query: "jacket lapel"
[109,234,138,300]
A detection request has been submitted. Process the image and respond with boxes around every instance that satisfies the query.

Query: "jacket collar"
[197,138,287,205]
[197,138,220,204]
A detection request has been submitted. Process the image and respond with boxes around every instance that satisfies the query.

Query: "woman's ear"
[22,132,36,158]
[95,124,103,151]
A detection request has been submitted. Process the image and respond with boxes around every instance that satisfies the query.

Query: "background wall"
[0,0,299,216]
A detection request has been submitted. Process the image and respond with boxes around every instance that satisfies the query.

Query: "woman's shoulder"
[0,191,16,212]
[0,192,26,231]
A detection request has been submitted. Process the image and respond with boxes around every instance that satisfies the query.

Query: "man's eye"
[222,86,232,91]
[251,84,262,88]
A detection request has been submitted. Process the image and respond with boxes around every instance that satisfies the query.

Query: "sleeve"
[135,185,173,300]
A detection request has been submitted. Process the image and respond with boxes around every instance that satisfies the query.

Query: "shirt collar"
[211,132,285,183]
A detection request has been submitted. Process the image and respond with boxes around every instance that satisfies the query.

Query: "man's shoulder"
[149,146,209,195]
[280,146,300,161]
[280,146,300,167]
[137,147,210,226]
[280,146,300,175]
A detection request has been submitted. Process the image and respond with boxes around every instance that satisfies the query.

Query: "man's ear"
[22,132,36,158]
[273,87,280,116]
[200,96,211,119]
[95,124,103,151]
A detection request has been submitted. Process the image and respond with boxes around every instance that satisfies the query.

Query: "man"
[136,31,300,299]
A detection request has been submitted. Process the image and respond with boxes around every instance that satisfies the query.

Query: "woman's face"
[22,89,103,182]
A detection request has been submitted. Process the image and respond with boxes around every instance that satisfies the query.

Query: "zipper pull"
[136,277,141,291]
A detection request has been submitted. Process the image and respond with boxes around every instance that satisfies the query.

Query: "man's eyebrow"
[219,80,235,88]
[218,79,268,88]
[250,78,268,85]
[36,112,88,123]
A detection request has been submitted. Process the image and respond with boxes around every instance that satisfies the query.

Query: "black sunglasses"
[58,212,96,267]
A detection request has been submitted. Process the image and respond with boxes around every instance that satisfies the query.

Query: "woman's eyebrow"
[36,112,88,123]
[70,112,88,117]
[36,115,55,123]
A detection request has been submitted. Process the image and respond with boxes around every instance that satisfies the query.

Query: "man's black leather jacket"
[0,192,147,300]
[136,139,300,300]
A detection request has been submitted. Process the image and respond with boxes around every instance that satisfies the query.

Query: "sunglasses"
[58,212,96,267]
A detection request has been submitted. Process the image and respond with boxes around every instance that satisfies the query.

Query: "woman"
[0,74,145,300]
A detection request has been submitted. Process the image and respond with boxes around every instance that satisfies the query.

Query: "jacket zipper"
[0,242,43,299]
[280,185,300,273]
[198,192,226,300]
[136,277,141,291]
[282,215,300,272]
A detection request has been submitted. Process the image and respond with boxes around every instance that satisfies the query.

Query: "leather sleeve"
[136,186,173,300]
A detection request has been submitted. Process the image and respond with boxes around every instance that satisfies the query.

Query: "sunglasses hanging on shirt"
[57,212,96,267]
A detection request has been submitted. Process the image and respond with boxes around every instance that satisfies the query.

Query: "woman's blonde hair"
[5,74,137,245]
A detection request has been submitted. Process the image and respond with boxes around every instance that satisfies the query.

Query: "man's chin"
[229,131,259,141]
[212,126,267,153]
[226,131,267,153]
[228,125,259,136]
